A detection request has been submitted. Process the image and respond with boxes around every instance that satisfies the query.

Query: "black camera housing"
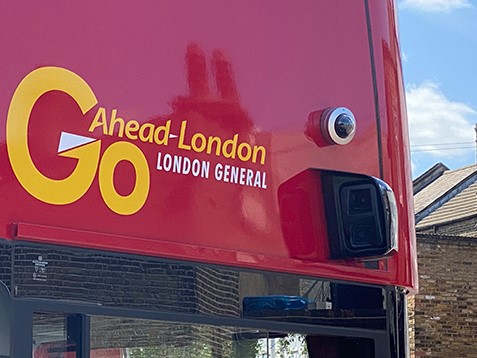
[322,171,397,259]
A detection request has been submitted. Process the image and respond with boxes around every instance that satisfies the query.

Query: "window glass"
[90,316,309,358]
[33,313,77,358]
[0,283,10,358]
[14,245,332,325]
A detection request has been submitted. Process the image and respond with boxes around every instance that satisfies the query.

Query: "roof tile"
[414,164,477,215]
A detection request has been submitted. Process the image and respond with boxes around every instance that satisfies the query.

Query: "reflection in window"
[15,245,332,324]
[90,316,309,358]
[33,313,76,358]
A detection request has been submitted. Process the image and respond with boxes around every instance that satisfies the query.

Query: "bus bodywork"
[0,1,416,357]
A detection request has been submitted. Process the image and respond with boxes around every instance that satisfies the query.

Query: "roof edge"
[417,232,477,243]
[413,162,449,195]
[415,170,477,223]
[416,213,477,231]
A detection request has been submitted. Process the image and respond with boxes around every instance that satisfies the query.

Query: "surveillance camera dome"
[322,107,356,145]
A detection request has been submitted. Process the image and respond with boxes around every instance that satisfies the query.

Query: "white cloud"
[406,82,476,159]
[399,0,472,12]
[401,51,409,63]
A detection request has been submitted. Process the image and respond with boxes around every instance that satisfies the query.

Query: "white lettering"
[213,163,267,189]
[215,163,223,181]
[157,152,210,178]
[158,153,266,188]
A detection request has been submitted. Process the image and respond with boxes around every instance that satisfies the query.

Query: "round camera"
[322,107,356,145]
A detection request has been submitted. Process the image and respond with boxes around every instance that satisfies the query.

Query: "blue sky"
[397,0,477,177]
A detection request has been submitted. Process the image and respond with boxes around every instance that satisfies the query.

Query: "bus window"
[306,335,375,358]
[90,316,310,358]
[0,283,10,358]
[33,313,78,358]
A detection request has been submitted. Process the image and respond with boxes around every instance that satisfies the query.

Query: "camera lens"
[351,224,378,247]
[334,114,355,139]
[349,188,373,214]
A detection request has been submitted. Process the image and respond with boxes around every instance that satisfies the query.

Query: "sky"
[397,0,477,178]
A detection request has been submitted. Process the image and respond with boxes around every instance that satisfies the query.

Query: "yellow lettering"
[99,141,150,215]
[207,136,222,155]
[6,67,100,205]
[191,133,206,152]
[237,142,252,162]
[252,146,266,165]
[153,120,170,145]
[108,109,125,137]
[139,123,155,143]
[178,120,191,150]
[89,107,108,134]
[222,134,238,159]
[125,120,140,140]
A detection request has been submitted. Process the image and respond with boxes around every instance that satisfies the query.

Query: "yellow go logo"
[6,67,150,215]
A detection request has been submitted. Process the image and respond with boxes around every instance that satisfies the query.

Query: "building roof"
[416,232,477,242]
[413,162,448,195]
[413,164,477,225]
[416,180,477,233]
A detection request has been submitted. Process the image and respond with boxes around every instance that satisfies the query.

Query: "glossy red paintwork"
[0,1,417,292]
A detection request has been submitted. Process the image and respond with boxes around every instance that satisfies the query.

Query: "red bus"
[0,1,417,357]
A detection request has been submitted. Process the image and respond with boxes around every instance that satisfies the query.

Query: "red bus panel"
[0,1,417,291]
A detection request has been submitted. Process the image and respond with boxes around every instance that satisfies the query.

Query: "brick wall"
[413,234,477,357]
[11,242,245,318]
[408,295,415,358]
[13,243,200,313]
[0,240,11,290]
